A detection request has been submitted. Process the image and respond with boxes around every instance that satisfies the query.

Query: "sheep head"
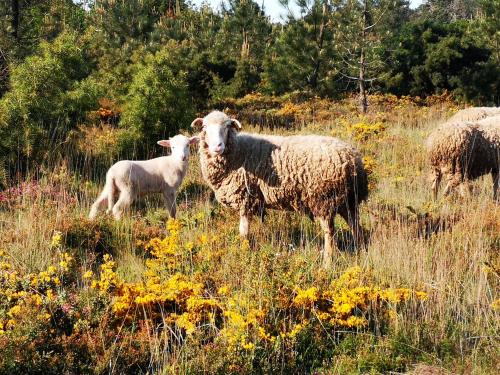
[157,134,199,162]
[191,111,242,157]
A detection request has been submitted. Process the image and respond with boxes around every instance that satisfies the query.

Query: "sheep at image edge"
[192,110,369,267]
[426,115,500,200]
[446,107,500,123]
[89,134,199,220]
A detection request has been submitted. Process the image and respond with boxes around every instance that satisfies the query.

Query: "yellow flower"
[83,270,93,279]
[46,289,55,301]
[31,294,43,307]
[240,336,255,350]
[492,298,500,310]
[293,287,318,307]
[50,231,62,248]
[416,291,428,301]
[287,322,308,339]
[257,327,275,342]
[8,304,22,318]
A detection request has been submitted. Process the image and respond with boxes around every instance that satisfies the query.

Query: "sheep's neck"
[202,132,244,187]
[165,157,188,185]
[203,132,273,188]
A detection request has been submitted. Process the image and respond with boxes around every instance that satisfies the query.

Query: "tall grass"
[0,96,498,374]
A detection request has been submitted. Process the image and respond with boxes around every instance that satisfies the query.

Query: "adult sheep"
[426,115,499,200]
[446,107,500,123]
[192,111,368,266]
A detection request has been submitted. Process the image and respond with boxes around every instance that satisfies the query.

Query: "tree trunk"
[0,48,8,97]
[359,0,368,114]
[309,1,328,89]
[11,0,20,39]
[359,47,368,113]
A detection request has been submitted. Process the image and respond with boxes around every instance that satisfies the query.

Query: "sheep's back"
[476,116,500,170]
[426,120,498,179]
[447,107,500,123]
[254,135,367,216]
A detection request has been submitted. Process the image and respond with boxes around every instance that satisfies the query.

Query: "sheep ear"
[157,140,171,148]
[189,136,199,145]
[230,119,242,131]
[191,118,204,130]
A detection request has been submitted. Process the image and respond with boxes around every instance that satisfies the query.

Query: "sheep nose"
[212,143,223,154]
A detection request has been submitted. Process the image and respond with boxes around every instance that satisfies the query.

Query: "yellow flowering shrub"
[268,266,428,337]
[342,117,386,142]
[0,250,74,334]
[0,217,431,372]
[89,220,223,339]
[206,265,428,353]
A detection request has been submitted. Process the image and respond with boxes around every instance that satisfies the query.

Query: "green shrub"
[119,42,195,157]
[0,30,99,171]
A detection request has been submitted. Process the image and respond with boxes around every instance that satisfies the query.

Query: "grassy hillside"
[0,95,498,374]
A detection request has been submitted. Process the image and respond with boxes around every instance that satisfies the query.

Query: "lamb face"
[157,134,199,162]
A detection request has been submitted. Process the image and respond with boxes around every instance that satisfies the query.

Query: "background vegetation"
[0,1,499,374]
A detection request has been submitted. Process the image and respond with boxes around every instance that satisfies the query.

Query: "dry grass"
[0,96,498,374]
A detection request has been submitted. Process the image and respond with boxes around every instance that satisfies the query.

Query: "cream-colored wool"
[426,115,500,200]
[475,115,500,199]
[194,111,368,266]
[446,107,500,123]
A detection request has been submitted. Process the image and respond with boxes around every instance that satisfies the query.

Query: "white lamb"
[89,134,198,220]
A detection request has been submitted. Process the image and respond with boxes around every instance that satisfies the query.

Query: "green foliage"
[0,31,99,169]
[0,0,87,61]
[217,0,271,61]
[478,0,500,64]
[119,42,194,156]
[261,2,335,95]
[211,58,260,100]
[0,0,498,178]
[417,0,481,22]
[91,0,188,46]
[381,20,500,103]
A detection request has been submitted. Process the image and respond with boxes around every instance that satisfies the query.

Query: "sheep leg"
[239,214,250,237]
[319,217,334,268]
[112,190,133,220]
[163,191,177,218]
[459,181,472,198]
[493,171,499,201]
[431,171,442,200]
[339,206,363,249]
[442,177,459,197]
[89,189,108,219]
[106,177,117,214]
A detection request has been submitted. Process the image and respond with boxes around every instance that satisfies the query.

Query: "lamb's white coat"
[89,135,197,219]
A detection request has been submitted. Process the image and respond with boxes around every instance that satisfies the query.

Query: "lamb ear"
[190,118,204,130]
[230,118,242,131]
[157,140,171,148]
[189,136,200,145]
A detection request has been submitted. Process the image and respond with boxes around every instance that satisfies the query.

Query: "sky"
[191,0,425,22]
